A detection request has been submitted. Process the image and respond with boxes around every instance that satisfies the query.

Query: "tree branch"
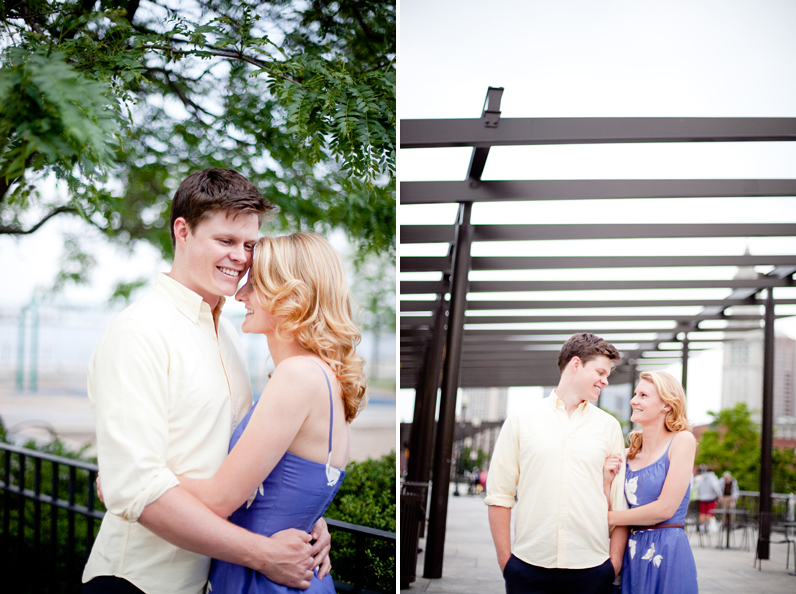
[145,67,218,119]
[20,4,46,36]
[0,206,78,235]
[0,175,11,205]
[343,0,381,42]
[125,0,140,24]
[140,45,300,85]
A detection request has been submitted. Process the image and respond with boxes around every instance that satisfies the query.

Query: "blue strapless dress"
[621,439,698,594]
[208,361,344,593]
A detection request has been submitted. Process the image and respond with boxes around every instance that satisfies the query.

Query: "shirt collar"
[549,389,590,415]
[154,273,225,325]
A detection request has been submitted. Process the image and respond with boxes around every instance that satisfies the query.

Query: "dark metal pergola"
[399,87,796,582]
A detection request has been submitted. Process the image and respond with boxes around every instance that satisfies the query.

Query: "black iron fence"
[0,442,395,594]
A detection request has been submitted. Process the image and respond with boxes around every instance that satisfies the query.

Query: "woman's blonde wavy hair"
[627,370,693,460]
[249,232,366,422]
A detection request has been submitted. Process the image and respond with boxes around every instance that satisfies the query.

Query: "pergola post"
[424,202,474,578]
[681,335,690,391]
[757,288,775,559]
[406,284,450,483]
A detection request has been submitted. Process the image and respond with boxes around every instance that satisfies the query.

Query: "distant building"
[775,338,796,420]
[460,387,508,422]
[722,335,765,412]
[598,384,633,423]
[721,329,796,430]
[720,258,796,434]
[776,418,796,443]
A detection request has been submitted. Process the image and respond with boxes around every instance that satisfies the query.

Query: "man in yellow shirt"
[83,169,330,594]
[486,332,629,594]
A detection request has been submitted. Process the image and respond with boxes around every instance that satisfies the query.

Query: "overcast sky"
[397,0,796,425]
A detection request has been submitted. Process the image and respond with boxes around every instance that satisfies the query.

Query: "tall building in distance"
[460,387,508,422]
[720,257,796,435]
[775,336,796,420]
[598,384,633,424]
[722,336,765,412]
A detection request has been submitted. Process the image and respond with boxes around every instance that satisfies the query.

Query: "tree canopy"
[695,403,796,494]
[0,0,395,263]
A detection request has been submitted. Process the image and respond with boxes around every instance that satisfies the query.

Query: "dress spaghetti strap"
[307,358,341,486]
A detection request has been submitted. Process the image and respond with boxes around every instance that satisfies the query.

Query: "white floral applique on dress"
[641,541,663,567]
[628,538,637,559]
[245,484,265,509]
[625,475,639,505]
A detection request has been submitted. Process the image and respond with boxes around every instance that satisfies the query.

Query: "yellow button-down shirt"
[485,391,628,569]
[83,273,252,593]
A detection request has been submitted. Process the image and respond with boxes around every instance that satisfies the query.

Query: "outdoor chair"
[694,521,714,548]
[716,509,754,551]
[684,512,698,540]
[754,522,795,570]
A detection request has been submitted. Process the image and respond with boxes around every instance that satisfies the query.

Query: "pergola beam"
[400,277,795,294]
[400,117,796,149]
[401,254,796,273]
[401,314,776,327]
[401,223,796,244]
[400,179,796,204]
[401,298,796,312]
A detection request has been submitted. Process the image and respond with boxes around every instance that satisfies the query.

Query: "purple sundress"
[621,439,698,594]
[207,360,344,593]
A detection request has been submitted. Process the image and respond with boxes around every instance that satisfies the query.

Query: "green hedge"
[325,450,397,593]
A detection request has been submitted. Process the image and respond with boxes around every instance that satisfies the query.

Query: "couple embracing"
[487,333,699,594]
[82,168,365,593]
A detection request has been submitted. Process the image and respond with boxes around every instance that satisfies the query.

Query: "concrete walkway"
[0,373,396,462]
[405,485,795,593]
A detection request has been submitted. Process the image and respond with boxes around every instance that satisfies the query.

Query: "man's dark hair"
[170,168,277,246]
[557,332,621,373]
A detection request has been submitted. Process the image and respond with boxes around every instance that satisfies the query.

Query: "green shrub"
[325,450,396,593]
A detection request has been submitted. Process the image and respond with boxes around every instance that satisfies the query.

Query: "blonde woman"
[603,371,698,593]
[179,232,366,593]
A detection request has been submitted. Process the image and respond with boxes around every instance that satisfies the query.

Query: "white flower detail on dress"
[246,483,265,509]
[326,452,341,486]
[629,539,637,559]
[625,476,639,505]
[641,542,663,567]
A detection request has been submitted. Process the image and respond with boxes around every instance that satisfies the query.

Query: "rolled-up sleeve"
[89,319,179,521]
[608,424,629,513]
[484,414,520,509]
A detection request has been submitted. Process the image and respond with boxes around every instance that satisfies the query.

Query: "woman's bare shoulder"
[673,430,696,445]
[268,356,330,395]
[670,431,697,459]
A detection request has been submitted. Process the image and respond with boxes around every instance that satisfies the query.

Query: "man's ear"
[570,356,581,371]
[173,217,191,248]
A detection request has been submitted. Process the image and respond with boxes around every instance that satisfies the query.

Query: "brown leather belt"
[630,523,684,533]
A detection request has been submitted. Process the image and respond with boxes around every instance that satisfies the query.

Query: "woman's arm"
[608,431,696,527]
[180,357,320,517]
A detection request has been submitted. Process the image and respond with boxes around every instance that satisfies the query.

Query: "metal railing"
[0,442,395,594]
[737,490,796,521]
